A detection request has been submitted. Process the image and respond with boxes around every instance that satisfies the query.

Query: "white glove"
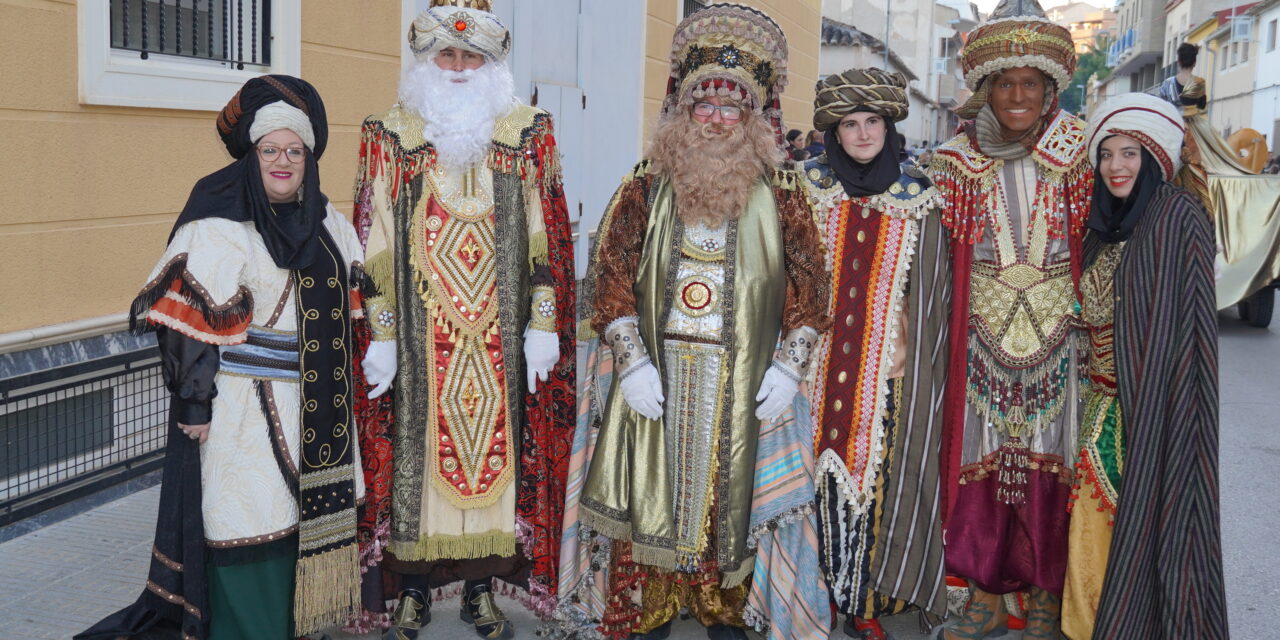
[363,339,398,399]
[754,364,799,421]
[1214,244,1226,282]
[620,362,665,420]
[524,327,560,393]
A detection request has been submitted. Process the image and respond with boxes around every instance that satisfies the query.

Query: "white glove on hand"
[755,364,799,421]
[620,362,665,420]
[363,339,398,399]
[524,327,560,393]
[1214,244,1226,282]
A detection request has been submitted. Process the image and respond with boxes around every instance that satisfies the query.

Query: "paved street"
[2,309,1276,640]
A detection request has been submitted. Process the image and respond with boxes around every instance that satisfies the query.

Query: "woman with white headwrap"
[1062,92,1226,640]
[79,75,366,640]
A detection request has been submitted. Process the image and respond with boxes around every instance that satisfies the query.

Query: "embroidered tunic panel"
[1074,242,1125,514]
[803,162,938,510]
[413,165,514,506]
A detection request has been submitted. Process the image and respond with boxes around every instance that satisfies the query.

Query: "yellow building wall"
[2,1,820,336]
[0,1,401,335]
[643,0,823,139]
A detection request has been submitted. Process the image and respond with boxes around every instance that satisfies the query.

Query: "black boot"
[460,580,514,639]
[384,588,431,640]
[629,619,673,639]
[706,624,748,640]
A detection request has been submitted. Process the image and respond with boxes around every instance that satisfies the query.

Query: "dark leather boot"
[460,580,514,639]
[384,588,430,640]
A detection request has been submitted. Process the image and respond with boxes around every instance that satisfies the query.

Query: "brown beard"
[647,109,784,228]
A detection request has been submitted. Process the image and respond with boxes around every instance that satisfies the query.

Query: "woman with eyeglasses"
[1060,92,1226,640]
[79,75,366,640]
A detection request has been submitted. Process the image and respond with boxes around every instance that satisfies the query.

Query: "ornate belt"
[968,260,1075,369]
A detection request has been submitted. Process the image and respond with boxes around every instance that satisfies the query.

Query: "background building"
[1201,3,1259,137]
[1250,0,1280,157]
[1047,1,1118,53]
[1103,0,1167,94]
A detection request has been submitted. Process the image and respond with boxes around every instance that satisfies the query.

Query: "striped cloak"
[1091,182,1227,639]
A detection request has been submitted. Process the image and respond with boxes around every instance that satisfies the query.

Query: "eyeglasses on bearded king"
[692,101,744,122]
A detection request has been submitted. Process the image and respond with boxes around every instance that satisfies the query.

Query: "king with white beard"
[351,2,576,638]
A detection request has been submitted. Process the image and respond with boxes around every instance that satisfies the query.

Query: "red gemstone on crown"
[455,20,468,31]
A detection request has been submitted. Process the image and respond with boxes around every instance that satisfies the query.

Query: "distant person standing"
[803,129,825,157]
[1158,42,1256,219]
[787,128,809,161]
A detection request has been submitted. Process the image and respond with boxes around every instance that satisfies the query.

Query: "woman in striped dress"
[1062,92,1227,639]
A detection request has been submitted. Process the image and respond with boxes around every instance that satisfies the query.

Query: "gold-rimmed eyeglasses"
[257,145,307,164]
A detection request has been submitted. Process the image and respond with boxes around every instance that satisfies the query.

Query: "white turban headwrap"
[1086,93,1186,181]
[409,6,510,63]
[248,100,316,151]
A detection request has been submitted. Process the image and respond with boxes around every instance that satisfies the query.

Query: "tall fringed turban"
[409,0,511,64]
[957,0,1076,118]
[664,3,789,140]
[1086,93,1186,180]
[813,67,910,131]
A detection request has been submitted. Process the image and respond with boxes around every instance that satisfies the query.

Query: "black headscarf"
[171,75,330,269]
[1088,143,1164,244]
[823,112,904,198]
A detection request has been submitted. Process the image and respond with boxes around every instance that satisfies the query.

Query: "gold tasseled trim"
[770,168,801,190]
[528,230,549,273]
[293,544,360,636]
[388,530,516,562]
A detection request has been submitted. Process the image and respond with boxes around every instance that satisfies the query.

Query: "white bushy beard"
[399,59,516,170]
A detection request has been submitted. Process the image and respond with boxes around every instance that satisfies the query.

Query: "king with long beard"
[569,5,830,639]
[350,2,576,639]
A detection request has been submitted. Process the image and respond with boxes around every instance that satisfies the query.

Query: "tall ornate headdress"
[664,3,789,139]
[957,0,1076,117]
[813,67,910,130]
[409,0,511,63]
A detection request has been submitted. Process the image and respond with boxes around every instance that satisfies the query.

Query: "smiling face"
[257,128,306,204]
[1098,134,1144,200]
[988,66,1048,138]
[836,111,888,164]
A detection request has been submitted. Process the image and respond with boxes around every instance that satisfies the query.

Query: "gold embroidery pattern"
[414,182,500,338]
[438,334,506,491]
[969,261,1076,366]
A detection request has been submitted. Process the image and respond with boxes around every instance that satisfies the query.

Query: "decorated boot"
[460,580,514,639]
[384,588,431,640]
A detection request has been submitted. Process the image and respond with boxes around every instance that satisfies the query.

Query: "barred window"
[682,0,710,19]
[109,0,271,69]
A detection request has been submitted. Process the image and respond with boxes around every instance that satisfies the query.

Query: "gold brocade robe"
[361,104,557,562]
[579,177,785,586]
